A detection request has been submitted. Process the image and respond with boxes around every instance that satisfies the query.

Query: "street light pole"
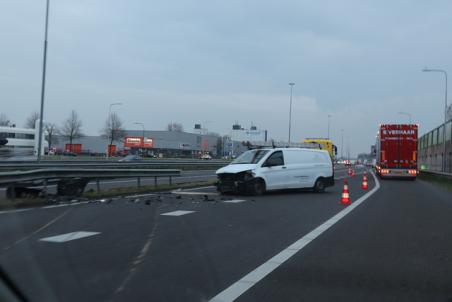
[397,111,412,124]
[327,114,332,139]
[37,0,50,162]
[422,68,448,172]
[288,83,295,144]
[107,102,122,157]
[341,129,344,160]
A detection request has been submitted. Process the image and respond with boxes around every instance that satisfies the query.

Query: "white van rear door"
[309,152,332,186]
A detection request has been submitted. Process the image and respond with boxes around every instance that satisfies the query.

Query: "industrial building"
[54,129,222,158]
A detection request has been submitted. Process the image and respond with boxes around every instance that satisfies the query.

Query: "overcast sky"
[1,0,452,156]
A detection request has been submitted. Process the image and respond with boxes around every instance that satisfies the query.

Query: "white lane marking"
[209,171,380,302]
[3,209,71,250]
[0,208,33,214]
[39,231,100,243]
[161,210,195,216]
[171,190,218,196]
[182,186,216,191]
[41,204,68,209]
[125,193,157,199]
[223,199,246,203]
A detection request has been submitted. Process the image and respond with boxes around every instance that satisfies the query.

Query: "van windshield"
[231,150,269,164]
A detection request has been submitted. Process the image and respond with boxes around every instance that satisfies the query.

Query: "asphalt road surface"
[1,166,451,302]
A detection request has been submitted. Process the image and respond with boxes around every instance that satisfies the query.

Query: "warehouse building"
[54,129,221,158]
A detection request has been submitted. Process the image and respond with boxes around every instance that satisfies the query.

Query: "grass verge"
[419,172,452,192]
[82,179,217,198]
[0,198,48,210]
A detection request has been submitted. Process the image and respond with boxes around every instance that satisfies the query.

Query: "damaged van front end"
[216,170,259,194]
[216,163,262,194]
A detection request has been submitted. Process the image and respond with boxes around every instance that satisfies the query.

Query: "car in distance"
[216,147,334,195]
[200,153,212,160]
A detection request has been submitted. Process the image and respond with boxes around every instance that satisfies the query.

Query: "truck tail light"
[381,169,389,174]
[408,169,417,175]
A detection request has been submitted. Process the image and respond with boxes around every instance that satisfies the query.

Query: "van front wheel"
[313,178,326,193]
[252,179,266,196]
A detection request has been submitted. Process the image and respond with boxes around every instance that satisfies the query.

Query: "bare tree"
[101,112,125,148]
[167,122,184,132]
[61,110,84,148]
[44,123,59,149]
[25,111,40,129]
[0,113,11,126]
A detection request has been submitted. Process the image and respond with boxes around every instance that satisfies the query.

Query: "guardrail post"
[96,179,100,193]
[137,177,141,188]
[42,179,48,197]
[169,176,172,186]
[9,184,16,199]
[154,176,157,187]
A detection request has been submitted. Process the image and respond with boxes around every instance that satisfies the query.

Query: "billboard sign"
[143,138,154,148]
[124,137,142,148]
[124,137,154,148]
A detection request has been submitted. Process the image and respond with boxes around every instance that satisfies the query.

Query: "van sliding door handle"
[282,166,287,169]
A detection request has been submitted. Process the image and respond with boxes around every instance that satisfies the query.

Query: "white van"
[216,148,334,195]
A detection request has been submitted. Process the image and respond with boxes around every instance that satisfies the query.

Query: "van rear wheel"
[313,178,325,193]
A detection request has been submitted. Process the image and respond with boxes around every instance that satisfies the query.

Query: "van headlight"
[243,170,255,180]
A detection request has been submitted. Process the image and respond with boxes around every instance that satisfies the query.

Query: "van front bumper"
[216,173,256,194]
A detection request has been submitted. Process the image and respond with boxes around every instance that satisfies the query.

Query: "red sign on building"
[143,138,154,148]
[124,137,154,149]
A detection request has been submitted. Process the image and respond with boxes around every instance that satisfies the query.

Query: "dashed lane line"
[3,209,71,251]
[40,231,100,243]
[161,210,196,216]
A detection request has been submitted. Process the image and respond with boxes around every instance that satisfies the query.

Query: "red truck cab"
[375,124,418,179]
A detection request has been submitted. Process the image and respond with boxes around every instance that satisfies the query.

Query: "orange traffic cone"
[340,179,351,205]
[362,175,368,190]
[348,168,352,176]
[351,169,355,177]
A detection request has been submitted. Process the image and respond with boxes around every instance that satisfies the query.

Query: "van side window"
[263,151,284,166]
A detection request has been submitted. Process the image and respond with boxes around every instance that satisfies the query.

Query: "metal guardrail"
[0,168,181,186]
[0,160,228,172]
[0,168,181,197]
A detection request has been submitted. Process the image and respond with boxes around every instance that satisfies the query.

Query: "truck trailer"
[375,124,418,179]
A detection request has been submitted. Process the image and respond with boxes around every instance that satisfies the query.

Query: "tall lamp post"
[341,129,344,160]
[397,111,412,124]
[288,83,295,144]
[327,114,332,139]
[37,0,51,162]
[422,67,448,172]
[107,102,122,157]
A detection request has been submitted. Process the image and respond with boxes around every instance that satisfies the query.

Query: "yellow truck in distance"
[302,138,337,159]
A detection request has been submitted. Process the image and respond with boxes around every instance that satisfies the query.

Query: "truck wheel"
[313,178,325,193]
[252,179,266,196]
